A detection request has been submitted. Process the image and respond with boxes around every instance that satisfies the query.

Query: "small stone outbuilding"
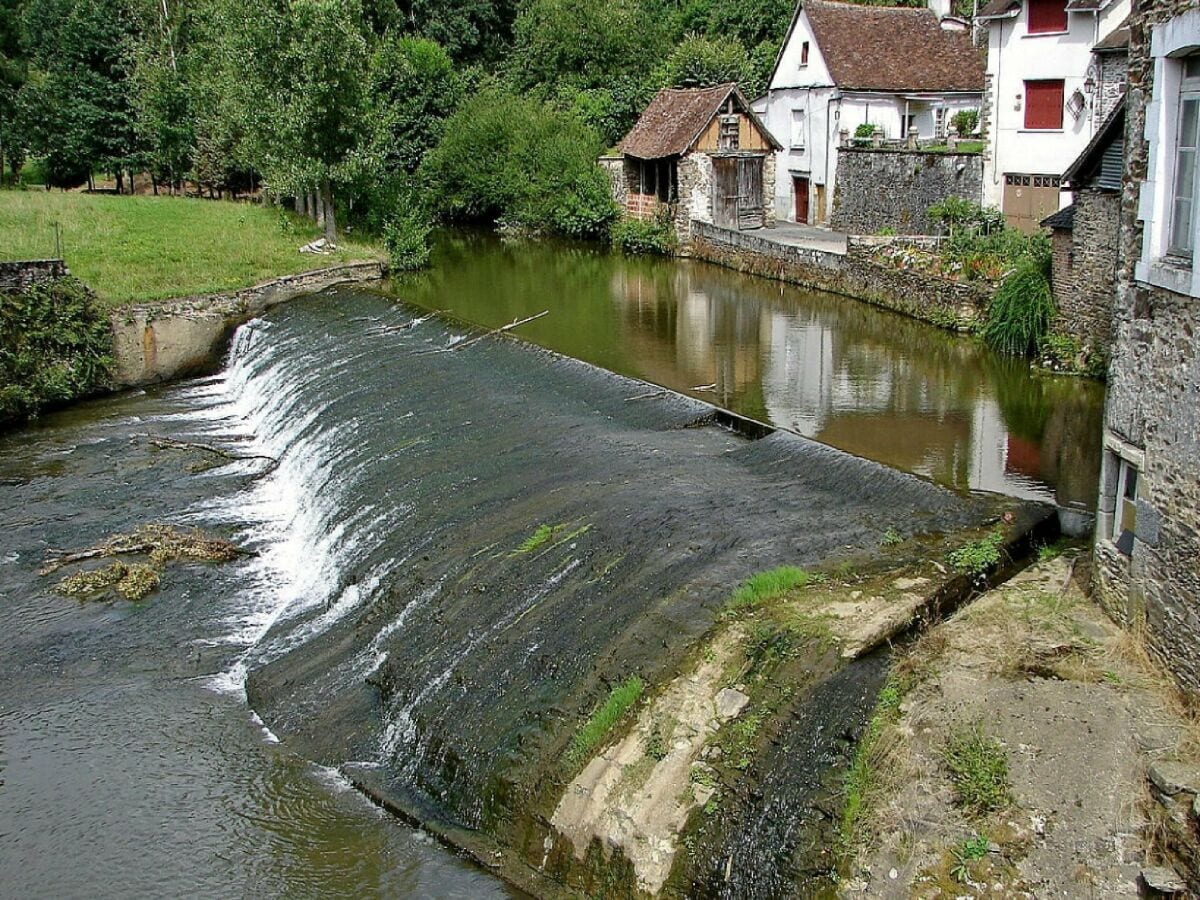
[1043,98,1124,363]
[605,83,782,244]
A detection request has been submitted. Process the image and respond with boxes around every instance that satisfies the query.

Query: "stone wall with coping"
[1052,188,1121,356]
[0,259,69,292]
[110,261,385,388]
[830,148,984,235]
[599,157,627,206]
[1094,0,1200,693]
[689,220,991,329]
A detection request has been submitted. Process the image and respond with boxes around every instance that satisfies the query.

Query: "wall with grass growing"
[831,148,984,236]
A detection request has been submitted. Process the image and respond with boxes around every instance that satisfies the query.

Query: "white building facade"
[978,0,1131,230]
[760,0,985,226]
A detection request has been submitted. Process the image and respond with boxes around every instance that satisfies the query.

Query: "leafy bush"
[421,87,618,239]
[948,528,1005,574]
[983,255,1056,355]
[951,109,979,136]
[854,123,877,138]
[611,212,677,256]
[928,197,1004,234]
[656,32,754,91]
[383,206,433,272]
[0,276,113,424]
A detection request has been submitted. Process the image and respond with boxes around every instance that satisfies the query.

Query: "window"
[1027,0,1067,33]
[719,115,740,151]
[935,107,947,139]
[790,109,806,149]
[1024,79,1065,130]
[1169,55,1200,257]
[800,41,809,67]
[1111,457,1139,556]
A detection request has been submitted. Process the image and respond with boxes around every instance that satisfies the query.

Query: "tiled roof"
[1062,96,1126,188]
[804,0,985,92]
[618,83,780,159]
[1041,204,1076,230]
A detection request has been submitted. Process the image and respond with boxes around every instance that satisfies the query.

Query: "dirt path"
[843,552,1198,899]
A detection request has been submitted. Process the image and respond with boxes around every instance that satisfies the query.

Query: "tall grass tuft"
[983,256,1056,356]
[566,676,645,765]
[726,566,819,612]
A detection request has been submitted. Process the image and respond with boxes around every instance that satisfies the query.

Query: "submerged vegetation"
[566,675,645,765]
[0,275,112,423]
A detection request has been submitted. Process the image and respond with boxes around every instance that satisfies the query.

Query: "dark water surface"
[400,230,1105,509]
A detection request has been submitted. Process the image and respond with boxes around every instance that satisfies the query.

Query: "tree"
[0,0,26,181]
[379,0,517,64]
[17,0,142,189]
[129,0,194,191]
[656,33,754,91]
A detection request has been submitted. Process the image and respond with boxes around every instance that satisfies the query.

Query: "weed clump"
[948,529,1005,575]
[566,675,645,766]
[511,522,590,556]
[840,676,904,850]
[56,561,161,601]
[726,566,819,612]
[943,722,1012,817]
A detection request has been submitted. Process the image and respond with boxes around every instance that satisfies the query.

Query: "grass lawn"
[0,191,383,308]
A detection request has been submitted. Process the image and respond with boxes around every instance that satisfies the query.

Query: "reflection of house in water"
[607,254,1102,507]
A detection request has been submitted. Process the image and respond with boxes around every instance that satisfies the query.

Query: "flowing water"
[0,231,1099,897]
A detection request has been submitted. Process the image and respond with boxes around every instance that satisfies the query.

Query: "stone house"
[1041,97,1125,359]
[605,83,781,244]
[1095,0,1200,691]
[977,0,1130,231]
[759,0,984,226]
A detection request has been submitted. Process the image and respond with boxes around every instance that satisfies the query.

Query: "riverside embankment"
[0,232,1106,897]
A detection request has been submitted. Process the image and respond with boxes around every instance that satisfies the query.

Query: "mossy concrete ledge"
[109,261,385,387]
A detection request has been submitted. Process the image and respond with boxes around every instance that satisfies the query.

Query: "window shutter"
[1027,0,1068,33]
[1025,80,1065,129]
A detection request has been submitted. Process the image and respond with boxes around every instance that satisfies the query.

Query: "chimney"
[927,0,952,20]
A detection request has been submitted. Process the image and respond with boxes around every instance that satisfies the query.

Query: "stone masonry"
[0,259,69,292]
[1055,188,1121,357]
[830,148,985,235]
[1095,0,1200,693]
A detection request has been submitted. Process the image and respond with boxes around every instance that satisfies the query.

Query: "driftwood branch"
[370,314,433,336]
[624,389,673,402]
[40,523,254,576]
[149,438,279,474]
[446,310,549,353]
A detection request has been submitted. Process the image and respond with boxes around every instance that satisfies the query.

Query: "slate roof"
[1041,204,1076,230]
[1062,96,1126,188]
[802,0,985,92]
[1093,18,1130,51]
[618,83,780,160]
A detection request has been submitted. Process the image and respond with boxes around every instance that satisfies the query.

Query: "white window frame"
[1168,58,1200,257]
[1136,8,1200,297]
[1100,435,1144,559]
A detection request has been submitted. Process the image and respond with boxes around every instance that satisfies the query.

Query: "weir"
[227,287,1047,896]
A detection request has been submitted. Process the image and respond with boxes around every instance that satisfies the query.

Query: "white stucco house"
[758,0,985,226]
[977,0,1131,230]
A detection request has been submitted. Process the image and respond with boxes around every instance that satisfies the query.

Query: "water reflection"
[401,230,1104,508]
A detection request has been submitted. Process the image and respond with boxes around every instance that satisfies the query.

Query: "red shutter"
[1024,80,1064,129]
[1027,0,1068,33]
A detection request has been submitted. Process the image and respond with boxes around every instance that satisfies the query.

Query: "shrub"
[951,109,980,136]
[0,276,113,425]
[983,255,1056,355]
[656,33,754,92]
[854,122,877,138]
[612,213,677,256]
[383,206,433,272]
[421,87,618,239]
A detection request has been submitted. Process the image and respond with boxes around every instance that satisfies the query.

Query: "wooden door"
[794,176,810,224]
[737,158,764,229]
[1003,173,1061,233]
[713,158,738,228]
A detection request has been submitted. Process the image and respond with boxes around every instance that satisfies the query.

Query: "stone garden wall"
[831,148,984,235]
[0,259,69,292]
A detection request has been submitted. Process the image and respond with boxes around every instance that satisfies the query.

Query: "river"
[0,231,1101,897]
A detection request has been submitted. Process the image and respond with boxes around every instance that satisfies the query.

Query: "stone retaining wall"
[689,221,991,330]
[110,261,385,387]
[0,259,69,292]
[831,148,984,235]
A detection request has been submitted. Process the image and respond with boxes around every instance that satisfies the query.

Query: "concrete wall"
[110,262,385,388]
[1095,0,1200,692]
[1051,187,1120,357]
[0,259,69,292]
[689,221,991,330]
[981,0,1131,209]
[830,148,984,234]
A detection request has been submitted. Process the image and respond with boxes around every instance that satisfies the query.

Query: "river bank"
[842,551,1200,897]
